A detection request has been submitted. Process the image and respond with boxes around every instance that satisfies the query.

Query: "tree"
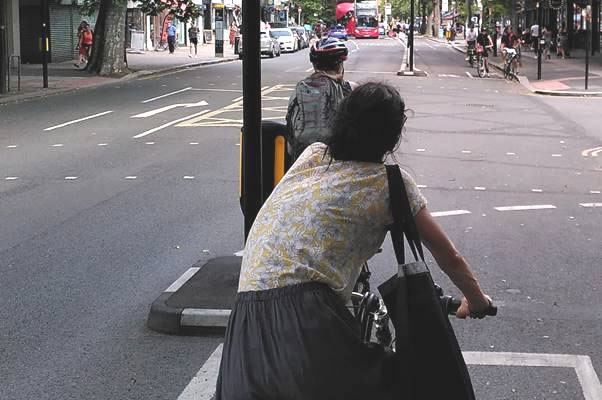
[82,0,200,77]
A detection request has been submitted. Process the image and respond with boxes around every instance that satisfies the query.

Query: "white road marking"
[4,176,19,180]
[133,109,211,139]
[345,70,397,74]
[463,352,602,400]
[6,145,18,148]
[495,204,556,211]
[132,100,208,118]
[416,148,426,152]
[581,146,602,157]
[124,176,137,180]
[590,190,601,194]
[44,111,114,131]
[177,344,223,400]
[231,96,243,102]
[465,71,474,78]
[506,152,517,156]
[474,186,486,191]
[145,142,155,145]
[64,176,78,180]
[552,154,563,157]
[417,184,428,188]
[461,150,472,154]
[431,210,471,217]
[52,144,64,147]
[165,267,200,292]
[142,87,192,103]
[234,250,244,257]
[190,88,243,93]
[97,143,108,146]
[189,142,199,145]
[183,176,195,179]
[531,189,543,193]
[580,203,602,207]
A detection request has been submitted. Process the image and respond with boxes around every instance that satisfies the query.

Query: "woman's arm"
[414,207,491,318]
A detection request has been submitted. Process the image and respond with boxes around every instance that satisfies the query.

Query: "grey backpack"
[286,74,352,158]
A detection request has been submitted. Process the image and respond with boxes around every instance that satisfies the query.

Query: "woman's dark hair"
[328,82,406,163]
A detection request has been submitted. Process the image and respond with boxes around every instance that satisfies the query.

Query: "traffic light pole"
[409,0,414,71]
[41,0,49,88]
[537,2,542,80]
[241,0,262,240]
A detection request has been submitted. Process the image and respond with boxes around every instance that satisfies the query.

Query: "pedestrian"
[215,81,493,399]
[75,22,93,68]
[229,21,238,49]
[557,24,568,59]
[285,37,355,158]
[188,23,199,58]
[542,26,552,60]
[166,20,177,54]
[530,22,539,51]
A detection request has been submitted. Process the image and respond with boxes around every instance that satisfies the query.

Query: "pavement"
[426,35,602,96]
[0,43,238,104]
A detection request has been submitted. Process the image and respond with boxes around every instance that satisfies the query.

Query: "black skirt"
[215,282,398,400]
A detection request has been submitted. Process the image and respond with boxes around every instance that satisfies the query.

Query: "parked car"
[291,26,309,48]
[260,31,281,58]
[270,28,298,52]
[328,24,348,40]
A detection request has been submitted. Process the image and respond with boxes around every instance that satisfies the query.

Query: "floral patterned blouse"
[238,142,427,301]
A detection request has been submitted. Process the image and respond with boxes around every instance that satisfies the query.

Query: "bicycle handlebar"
[441,295,498,317]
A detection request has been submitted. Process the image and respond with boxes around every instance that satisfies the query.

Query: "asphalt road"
[1,36,600,400]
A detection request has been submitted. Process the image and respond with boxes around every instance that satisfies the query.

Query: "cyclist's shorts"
[216,282,397,400]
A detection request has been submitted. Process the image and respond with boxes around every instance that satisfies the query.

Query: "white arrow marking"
[581,146,602,157]
[132,100,208,118]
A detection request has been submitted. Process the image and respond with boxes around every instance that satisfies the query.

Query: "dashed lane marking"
[52,144,64,147]
[580,203,602,207]
[133,109,211,138]
[145,142,155,145]
[4,177,19,180]
[531,189,543,193]
[494,204,556,211]
[64,176,78,180]
[474,187,486,191]
[142,87,192,103]
[6,145,18,148]
[461,150,472,154]
[182,176,195,180]
[124,176,137,180]
[590,190,601,194]
[431,210,471,217]
[97,143,108,146]
[44,111,114,131]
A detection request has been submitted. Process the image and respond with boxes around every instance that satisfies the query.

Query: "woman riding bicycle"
[216,82,492,399]
[476,26,493,77]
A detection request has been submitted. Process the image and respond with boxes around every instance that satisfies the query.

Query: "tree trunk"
[432,0,440,38]
[427,14,433,36]
[86,0,128,76]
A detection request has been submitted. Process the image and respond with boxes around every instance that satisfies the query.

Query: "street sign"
[385,3,392,15]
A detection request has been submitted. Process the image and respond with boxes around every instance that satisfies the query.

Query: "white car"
[270,28,298,52]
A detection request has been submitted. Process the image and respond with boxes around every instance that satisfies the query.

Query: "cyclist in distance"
[216,82,493,400]
[476,26,494,77]
[285,37,355,159]
[465,23,478,62]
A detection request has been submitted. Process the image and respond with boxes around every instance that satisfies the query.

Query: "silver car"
[260,31,281,58]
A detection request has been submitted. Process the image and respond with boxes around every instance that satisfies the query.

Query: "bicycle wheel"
[477,57,486,78]
[503,62,510,79]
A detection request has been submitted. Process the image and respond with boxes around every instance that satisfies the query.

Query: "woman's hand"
[456,294,492,319]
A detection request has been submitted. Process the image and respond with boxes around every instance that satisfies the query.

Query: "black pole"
[409,0,414,71]
[41,0,49,88]
[467,0,472,27]
[241,0,262,240]
[0,0,7,94]
[537,2,542,80]
[585,17,590,89]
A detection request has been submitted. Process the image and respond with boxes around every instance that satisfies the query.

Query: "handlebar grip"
[445,296,497,317]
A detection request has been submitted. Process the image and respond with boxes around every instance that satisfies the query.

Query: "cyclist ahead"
[216,82,493,399]
[465,23,478,63]
[285,37,354,158]
[476,26,493,77]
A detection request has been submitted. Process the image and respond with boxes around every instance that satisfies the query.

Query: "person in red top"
[75,23,93,68]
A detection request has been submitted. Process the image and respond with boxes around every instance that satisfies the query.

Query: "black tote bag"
[378,165,476,400]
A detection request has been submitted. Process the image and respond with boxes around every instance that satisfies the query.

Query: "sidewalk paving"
[428,36,602,96]
[0,42,238,104]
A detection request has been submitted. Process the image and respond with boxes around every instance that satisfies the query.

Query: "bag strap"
[385,165,425,262]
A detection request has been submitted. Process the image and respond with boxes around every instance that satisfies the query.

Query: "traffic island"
[147,256,241,335]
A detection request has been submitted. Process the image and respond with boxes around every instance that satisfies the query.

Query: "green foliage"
[293,0,327,24]
[81,0,200,22]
